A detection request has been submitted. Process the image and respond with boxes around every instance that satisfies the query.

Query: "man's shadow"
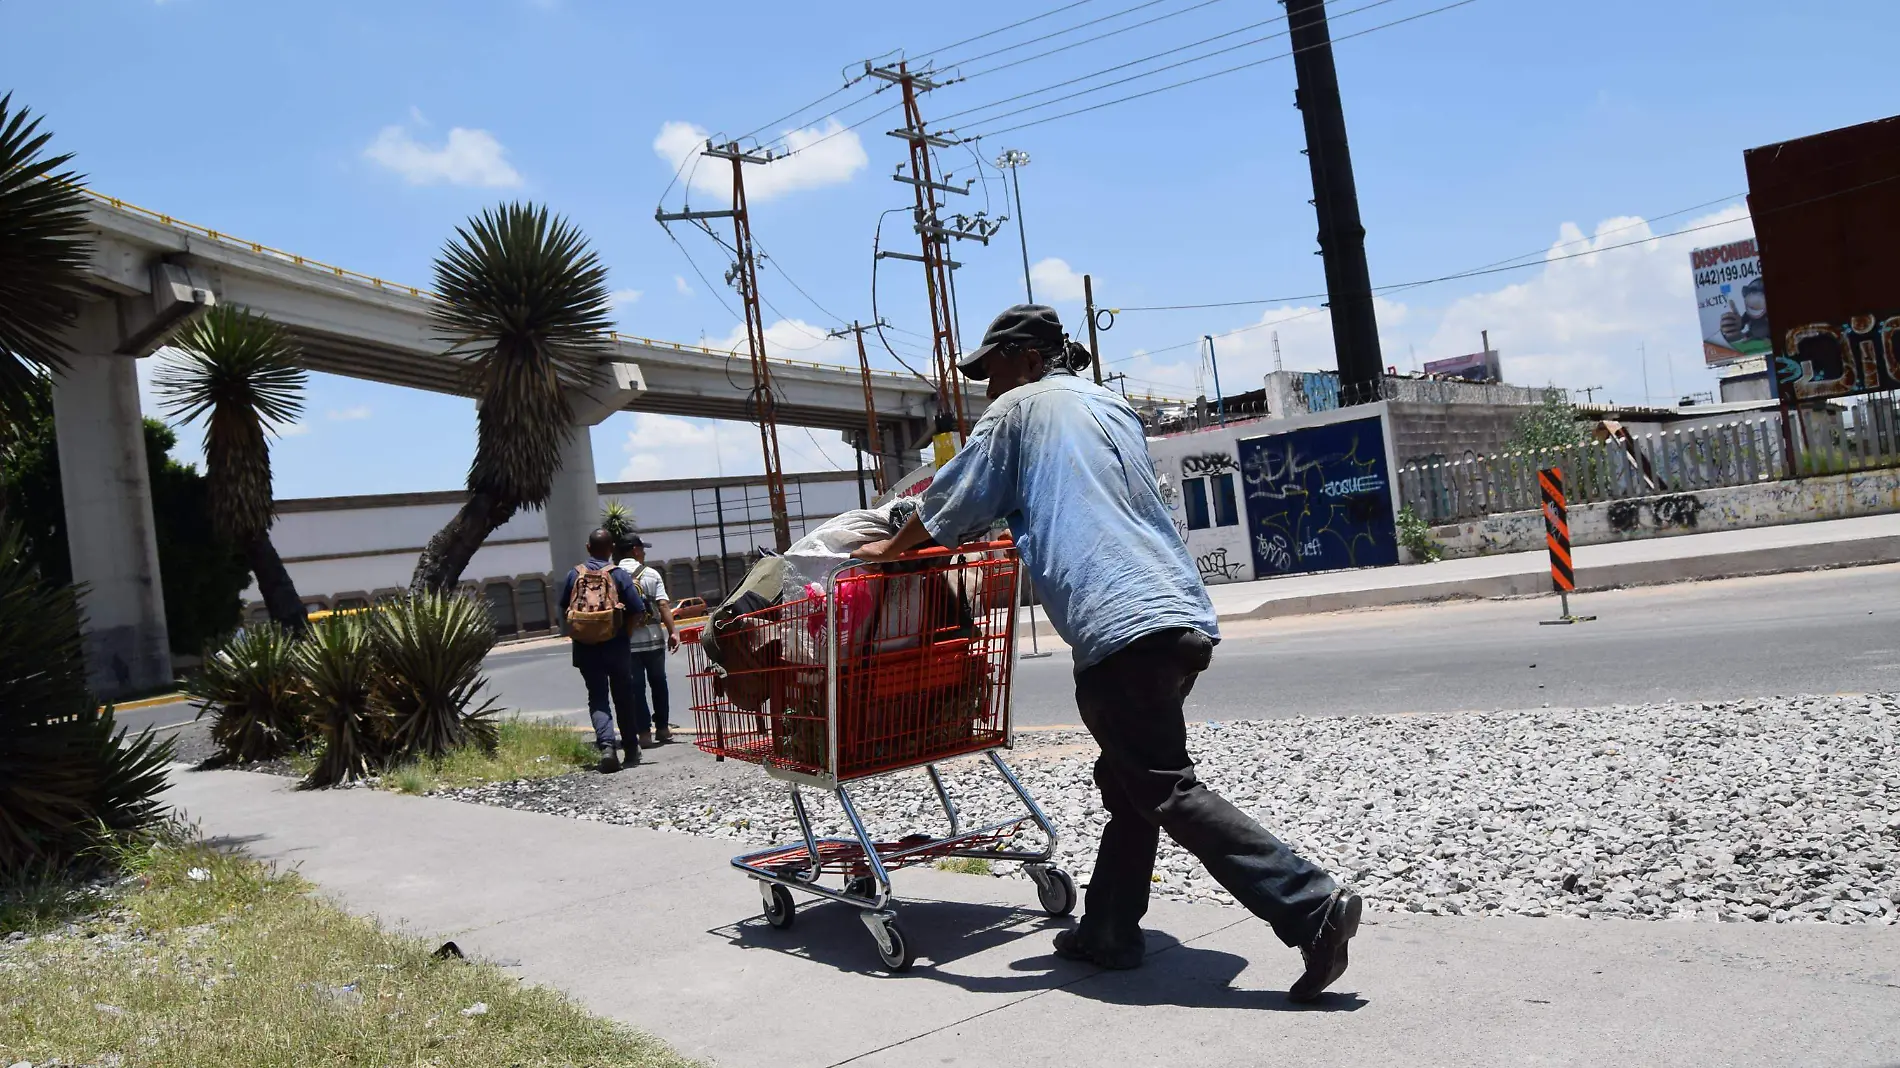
[709,894,1365,1011]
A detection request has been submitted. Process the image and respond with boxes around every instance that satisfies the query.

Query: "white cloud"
[674,275,693,297]
[326,405,372,421]
[1106,206,1754,409]
[278,422,313,438]
[615,412,855,482]
[364,123,522,188]
[710,317,854,361]
[611,288,643,308]
[653,119,867,204]
[1029,257,1088,303]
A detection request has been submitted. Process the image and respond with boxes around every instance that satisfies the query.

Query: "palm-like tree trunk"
[409,491,518,594]
[243,531,306,633]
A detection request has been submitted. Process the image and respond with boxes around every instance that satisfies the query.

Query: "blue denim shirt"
[921,374,1219,669]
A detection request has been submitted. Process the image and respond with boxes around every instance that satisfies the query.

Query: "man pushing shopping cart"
[854,303,1363,1003]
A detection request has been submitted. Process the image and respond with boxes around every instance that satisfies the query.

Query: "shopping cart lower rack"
[685,540,1074,971]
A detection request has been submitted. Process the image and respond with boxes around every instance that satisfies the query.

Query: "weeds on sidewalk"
[935,857,994,876]
[380,718,596,795]
[0,825,698,1068]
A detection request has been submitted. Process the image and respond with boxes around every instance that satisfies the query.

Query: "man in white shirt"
[614,534,681,747]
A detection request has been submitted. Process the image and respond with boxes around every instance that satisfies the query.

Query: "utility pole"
[827,319,889,495]
[996,148,1034,304]
[1084,273,1104,385]
[1639,341,1651,407]
[1203,334,1227,425]
[1578,385,1605,404]
[656,140,792,551]
[868,60,1001,457]
[1273,330,1284,373]
[1284,0,1383,405]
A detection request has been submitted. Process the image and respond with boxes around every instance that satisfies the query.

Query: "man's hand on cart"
[853,514,933,562]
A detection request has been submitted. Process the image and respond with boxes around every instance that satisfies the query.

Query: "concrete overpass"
[55,192,1178,695]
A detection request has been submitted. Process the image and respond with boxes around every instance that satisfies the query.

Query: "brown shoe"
[654,726,674,745]
[637,731,659,750]
[1289,889,1362,1003]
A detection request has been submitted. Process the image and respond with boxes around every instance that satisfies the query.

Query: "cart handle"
[893,534,1016,562]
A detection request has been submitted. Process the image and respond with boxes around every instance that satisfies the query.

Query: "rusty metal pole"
[720,147,791,551]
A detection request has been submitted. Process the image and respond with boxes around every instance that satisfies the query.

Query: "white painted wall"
[249,471,871,603]
[1147,419,1276,585]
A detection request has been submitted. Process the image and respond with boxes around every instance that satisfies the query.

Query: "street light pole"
[996,148,1034,304]
[1204,334,1226,426]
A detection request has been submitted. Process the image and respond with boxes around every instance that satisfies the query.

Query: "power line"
[955,0,1476,140]
[952,0,1242,85]
[910,0,1102,63]
[1115,192,1751,312]
[942,0,1195,69]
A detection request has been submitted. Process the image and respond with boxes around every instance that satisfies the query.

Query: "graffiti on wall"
[1195,547,1244,581]
[1606,494,1703,533]
[1181,452,1238,477]
[1238,415,1398,576]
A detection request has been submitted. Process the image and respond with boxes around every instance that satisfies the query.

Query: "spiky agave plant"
[156,306,309,632]
[0,93,91,431]
[373,592,500,761]
[0,520,172,875]
[409,203,613,594]
[188,623,305,763]
[297,612,386,789]
[600,499,636,544]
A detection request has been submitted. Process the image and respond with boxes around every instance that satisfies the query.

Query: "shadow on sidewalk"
[710,895,1366,1012]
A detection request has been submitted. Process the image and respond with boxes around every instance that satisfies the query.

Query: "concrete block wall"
[1425,467,1900,559]
[1388,402,1531,466]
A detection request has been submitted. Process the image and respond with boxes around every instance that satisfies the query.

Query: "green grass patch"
[0,831,697,1068]
[934,856,994,876]
[379,718,595,795]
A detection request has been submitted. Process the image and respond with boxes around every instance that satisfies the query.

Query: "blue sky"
[7,0,1896,497]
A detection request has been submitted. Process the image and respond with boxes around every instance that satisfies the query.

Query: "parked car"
[672,596,710,620]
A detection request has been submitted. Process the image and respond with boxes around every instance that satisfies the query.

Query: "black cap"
[957,304,1064,381]
[615,534,650,549]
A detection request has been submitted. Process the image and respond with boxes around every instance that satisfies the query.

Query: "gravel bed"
[444,694,1900,924]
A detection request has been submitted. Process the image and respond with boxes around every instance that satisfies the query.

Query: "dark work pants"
[575,642,648,750]
[629,647,670,730]
[1073,627,1338,950]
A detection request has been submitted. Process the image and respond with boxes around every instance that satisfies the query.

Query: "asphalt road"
[122,563,1900,741]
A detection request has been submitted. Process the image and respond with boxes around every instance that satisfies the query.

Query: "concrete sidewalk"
[1202,511,1900,620]
[163,766,1900,1068]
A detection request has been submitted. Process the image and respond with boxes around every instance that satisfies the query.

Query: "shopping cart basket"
[685,539,1074,971]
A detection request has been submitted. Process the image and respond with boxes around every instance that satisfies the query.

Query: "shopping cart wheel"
[761,883,797,929]
[861,912,914,972]
[1032,867,1078,917]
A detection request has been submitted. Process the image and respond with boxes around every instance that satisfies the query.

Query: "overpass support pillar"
[50,316,173,697]
[547,361,647,578]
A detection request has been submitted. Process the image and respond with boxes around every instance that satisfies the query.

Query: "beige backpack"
[567,565,622,644]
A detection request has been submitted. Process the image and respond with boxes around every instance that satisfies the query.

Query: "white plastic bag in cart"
[779,497,919,599]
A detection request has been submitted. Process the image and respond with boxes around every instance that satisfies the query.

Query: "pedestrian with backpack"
[853,305,1361,1003]
[613,533,681,748]
[561,528,649,772]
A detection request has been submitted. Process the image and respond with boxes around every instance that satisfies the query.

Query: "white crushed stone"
[447,694,1900,924]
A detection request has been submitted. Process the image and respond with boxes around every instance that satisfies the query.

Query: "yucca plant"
[0,519,172,876]
[410,203,613,594]
[189,623,305,763]
[600,499,636,544]
[297,612,386,789]
[373,592,500,760]
[0,93,91,431]
[156,306,309,632]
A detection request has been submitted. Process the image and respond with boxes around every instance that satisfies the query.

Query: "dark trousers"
[575,644,648,750]
[1073,627,1338,950]
[629,647,670,730]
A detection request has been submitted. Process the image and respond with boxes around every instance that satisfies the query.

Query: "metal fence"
[1397,393,1900,525]
[1396,415,1787,524]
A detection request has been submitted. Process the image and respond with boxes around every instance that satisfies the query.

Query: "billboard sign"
[1775,315,1900,400]
[1422,349,1501,382]
[1692,239,1772,368]
[1237,413,1398,577]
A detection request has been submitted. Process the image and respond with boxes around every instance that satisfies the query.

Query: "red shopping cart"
[685,539,1073,971]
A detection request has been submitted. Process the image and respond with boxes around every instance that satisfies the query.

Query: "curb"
[1225,536,1900,621]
